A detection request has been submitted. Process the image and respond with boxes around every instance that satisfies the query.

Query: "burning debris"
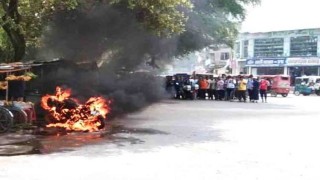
[41,86,110,132]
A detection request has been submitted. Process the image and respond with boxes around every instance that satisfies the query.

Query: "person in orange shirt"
[259,78,270,103]
[198,76,208,99]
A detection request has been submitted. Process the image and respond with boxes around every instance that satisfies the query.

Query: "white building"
[234,28,320,80]
[167,45,233,75]
[200,45,233,75]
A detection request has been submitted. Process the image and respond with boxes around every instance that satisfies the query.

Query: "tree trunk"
[1,0,26,62]
[12,30,25,61]
[2,25,26,61]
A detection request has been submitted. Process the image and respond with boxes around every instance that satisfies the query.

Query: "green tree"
[0,28,14,61]
[0,0,26,61]
[0,0,78,62]
[0,0,259,62]
[175,0,260,56]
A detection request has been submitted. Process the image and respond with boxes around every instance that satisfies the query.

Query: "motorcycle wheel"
[0,107,14,133]
[4,106,28,124]
[294,91,300,96]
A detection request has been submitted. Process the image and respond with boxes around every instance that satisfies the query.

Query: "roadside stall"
[0,63,37,133]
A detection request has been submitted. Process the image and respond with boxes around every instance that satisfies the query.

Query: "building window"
[220,52,230,60]
[238,61,247,74]
[290,36,317,57]
[210,53,215,61]
[254,38,284,57]
[243,40,249,58]
[256,67,284,75]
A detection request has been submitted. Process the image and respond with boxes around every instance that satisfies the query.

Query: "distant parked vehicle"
[293,76,320,96]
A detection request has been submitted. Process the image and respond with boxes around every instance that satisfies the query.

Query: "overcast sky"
[241,0,320,32]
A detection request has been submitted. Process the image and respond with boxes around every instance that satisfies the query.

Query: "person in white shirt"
[216,78,225,100]
[226,76,235,101]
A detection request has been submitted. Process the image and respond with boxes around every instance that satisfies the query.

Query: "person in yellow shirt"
[238,76,247,102]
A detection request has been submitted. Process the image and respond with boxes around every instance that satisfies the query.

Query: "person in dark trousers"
[237,76,247,102]
[259,78,269,103]
[216,78,225,100]
[207,77,214,100]
[252,77,260,103]
[198,76,208,99]
[247,75,254,102]
[234,75,241,100]
[204,76,210,99]
[226,76,235,101]
[174,76,183,99]
[212,78,218,100]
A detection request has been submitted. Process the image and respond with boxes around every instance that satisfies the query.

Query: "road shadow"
[0,124,173,156]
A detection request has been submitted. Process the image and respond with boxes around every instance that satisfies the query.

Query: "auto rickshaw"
[259,75,291,97]
[294,76,320,96]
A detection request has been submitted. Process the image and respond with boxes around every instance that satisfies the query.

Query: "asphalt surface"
[1,95,320,180]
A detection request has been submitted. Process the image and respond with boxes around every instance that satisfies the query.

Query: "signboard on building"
[246,58,286,67]
[240,28,320,39]
[286,57,320,66]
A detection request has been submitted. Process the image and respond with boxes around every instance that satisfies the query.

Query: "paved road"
[1,95,320,180]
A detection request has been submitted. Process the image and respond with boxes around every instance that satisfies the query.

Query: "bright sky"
[241,0,320,33]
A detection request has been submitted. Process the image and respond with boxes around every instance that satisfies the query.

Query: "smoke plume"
[35,4,173,118]
[39,4,178,71]
[35,1,231,118]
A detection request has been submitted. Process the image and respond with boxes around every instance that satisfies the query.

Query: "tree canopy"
[0,0,259,62]
[0,0,78,62]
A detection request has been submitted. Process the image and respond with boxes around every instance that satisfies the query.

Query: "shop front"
[246,58,286,75]
[256,67,285,75]
[286,57,320,84]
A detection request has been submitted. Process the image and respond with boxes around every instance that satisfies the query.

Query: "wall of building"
[236,28,320,59]
[233,28,320,78]
[203,46,233,75]
[168,45,233,75]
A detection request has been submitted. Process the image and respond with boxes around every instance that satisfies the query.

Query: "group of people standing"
[167,74,271,103]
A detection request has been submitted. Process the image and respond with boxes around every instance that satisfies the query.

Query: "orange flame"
[41,86,110,132]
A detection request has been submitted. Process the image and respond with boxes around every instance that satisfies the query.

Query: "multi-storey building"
[201,45,233,75]
[167,45,233,75]
[234,28,320,81]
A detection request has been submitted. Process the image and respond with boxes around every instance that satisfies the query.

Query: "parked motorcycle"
[183,84,199,100]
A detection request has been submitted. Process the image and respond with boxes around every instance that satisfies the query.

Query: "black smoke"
[31,60,167,120]
[34,3,174,118]
[38,2,226,69]
[39,4,178,71]
[34,1,228,119]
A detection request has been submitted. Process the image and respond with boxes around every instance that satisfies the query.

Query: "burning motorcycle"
[41,87,110,132]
